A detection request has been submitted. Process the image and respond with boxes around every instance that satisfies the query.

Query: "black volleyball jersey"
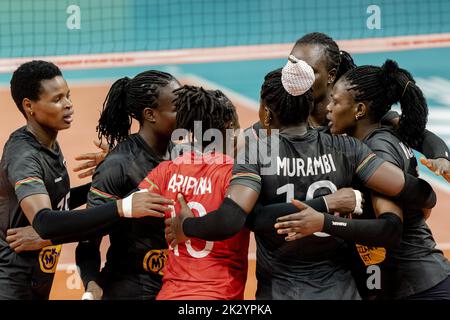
[0,126,70,298]
[355,127,450,299]
[87,134,170,278]
[231,126,384,299]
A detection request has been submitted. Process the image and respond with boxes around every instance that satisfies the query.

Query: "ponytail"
[342,59,428,148]
[97,77,131,149]
[380,60,428,147]
[96,70,178,149]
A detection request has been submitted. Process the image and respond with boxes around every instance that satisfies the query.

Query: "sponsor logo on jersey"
[356,244,386,266]
[38,245,62,273]
[143,249,168,275]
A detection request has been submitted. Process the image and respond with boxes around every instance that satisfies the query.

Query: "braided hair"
[261,68,314,126]
[174,86,237,147]
[295,32,356,82]
[342,59,428,147]
[97,70,178,149]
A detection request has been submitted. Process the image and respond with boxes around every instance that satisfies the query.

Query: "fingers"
[143,209,165,218]
[274,220,301,229]
[147,193,174,205]
[94,140,109,152]
[147,203,171,213]
[77,168,95,179]
[6,228,18,236]
[290,199,308,210]
[177,193,187,208]
[276,212,302,223]
[444,173,450,183]
[285,233,305,241]
[73,160,97,172]
[8,240,21,250]
[276,227,301,235]
[13,244,26,253]
[74,152,100,161]
[5,233,18,244]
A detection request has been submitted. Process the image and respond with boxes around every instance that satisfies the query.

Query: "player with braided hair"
[322,60,450,299]
[138,85,248,300]
[74,70,181,300]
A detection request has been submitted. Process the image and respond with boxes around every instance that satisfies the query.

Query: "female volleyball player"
[74,70,181,300]
[0,61,171,300]
[277,60,450,299]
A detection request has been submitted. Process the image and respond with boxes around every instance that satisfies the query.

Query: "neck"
[309,93,331,128]
[278,123,309,136]
[138,127,170,158]
[27,122,58,149]
[352,120,380,141]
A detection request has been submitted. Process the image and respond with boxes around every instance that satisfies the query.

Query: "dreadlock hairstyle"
[97,70,177,149]
[342,59,428,148]
[261,68,314,126]
[294,32,356,82]
[174,86,237,147]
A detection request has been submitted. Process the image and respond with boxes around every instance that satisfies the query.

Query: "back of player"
[139,86,248,300]
[233,124,383,299]
[140,152,249,300]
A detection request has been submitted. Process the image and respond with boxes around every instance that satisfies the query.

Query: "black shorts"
[406,276,450,300]
[99,269,162,300]
[0,264,53,300]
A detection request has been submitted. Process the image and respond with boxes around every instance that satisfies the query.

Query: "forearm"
[32,202,120,240]
[416,129,450,160]
[322,212,403,248]
[247,198,328,232]
[50,221,116,245]
[75,237,102,289]
[395,174,436,209]
[183,197,247,241]
[69,183,91,209]
[366,163,436,209]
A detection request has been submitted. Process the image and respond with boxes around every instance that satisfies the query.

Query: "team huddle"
[0,32,449,300]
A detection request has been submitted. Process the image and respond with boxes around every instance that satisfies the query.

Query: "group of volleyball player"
[0,32,449,300]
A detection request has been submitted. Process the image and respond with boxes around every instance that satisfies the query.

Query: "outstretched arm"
[274,194,403,248]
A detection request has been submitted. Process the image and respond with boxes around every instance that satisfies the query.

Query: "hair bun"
[281,55,315,96]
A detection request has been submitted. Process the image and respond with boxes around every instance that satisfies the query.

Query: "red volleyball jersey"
[138,151,250,300]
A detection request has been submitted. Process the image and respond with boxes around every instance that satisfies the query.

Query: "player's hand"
[420,157,450,182]
[6,226,52,253]
[165,193,193,247]
[324,188,364,215]
[73,140,109,179]
[82,281,103,300]
[274,199,324,241]
[117,189,174,218]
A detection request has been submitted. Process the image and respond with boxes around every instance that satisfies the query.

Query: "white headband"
[281,55,315,96]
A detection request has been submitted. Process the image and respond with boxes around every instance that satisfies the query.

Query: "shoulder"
[364,127,402,152]
[318,131,365,151]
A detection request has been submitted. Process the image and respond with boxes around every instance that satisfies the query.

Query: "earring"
[355,114,362,120]
[30,110,34,116]
[263,117,271,127]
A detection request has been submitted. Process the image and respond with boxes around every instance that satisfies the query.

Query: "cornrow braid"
[342,59,428,147]
[174,86,237,147]
[261,68,313,126]
[295,32,356,82]
[97,70,177,149]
